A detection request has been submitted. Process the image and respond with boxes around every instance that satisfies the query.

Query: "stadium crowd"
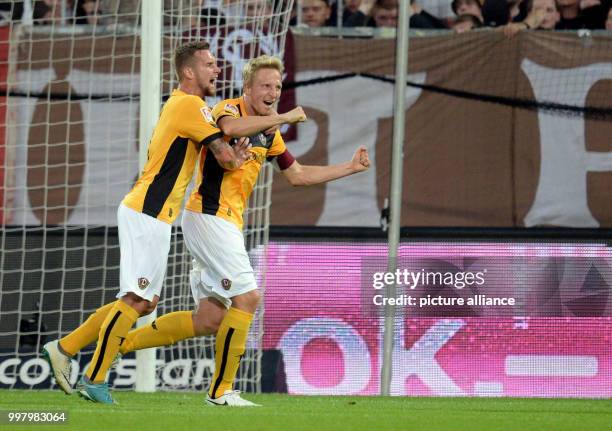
[0,0,611,32]
[296,0,612,33]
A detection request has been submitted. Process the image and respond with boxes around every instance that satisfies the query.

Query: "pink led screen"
[261,242,612,397]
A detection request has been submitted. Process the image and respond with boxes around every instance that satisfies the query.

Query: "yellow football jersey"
[122,89,222,224]
[185,96,287,230]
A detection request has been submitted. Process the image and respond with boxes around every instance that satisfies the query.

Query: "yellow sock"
[59,301,117,356]
[85,300,139,383]
[120,311,195,354]
[209,307,253,399]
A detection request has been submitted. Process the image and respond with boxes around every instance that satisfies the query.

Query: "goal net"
[0,0,294,393]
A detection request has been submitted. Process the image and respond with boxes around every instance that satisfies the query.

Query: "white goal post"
[136,0,162,393]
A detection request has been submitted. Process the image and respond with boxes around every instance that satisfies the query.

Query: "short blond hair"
[242,55,284,87]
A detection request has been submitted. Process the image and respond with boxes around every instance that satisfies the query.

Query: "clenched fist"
[351,145,370,172]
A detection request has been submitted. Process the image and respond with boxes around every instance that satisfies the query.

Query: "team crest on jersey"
[224,103,239,116]
[138,277,150,290]
[200,106,214,124]
[221,278,232,290]
[249,132,274,149]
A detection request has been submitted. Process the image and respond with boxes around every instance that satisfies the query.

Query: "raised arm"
[217,106,306,138]
[281,146,370,187]
[208,137,251,171]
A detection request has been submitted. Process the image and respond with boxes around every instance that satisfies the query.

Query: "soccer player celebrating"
[117,55,370,406]
[42,43,305,404]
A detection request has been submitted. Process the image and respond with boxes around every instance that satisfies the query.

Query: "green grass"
[0,390,610,431]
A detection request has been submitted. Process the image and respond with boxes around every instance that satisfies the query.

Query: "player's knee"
[121,293,158,316]
[231,288,261,313]
[247,289,261,308]
[192,311,222,336]
[141,297,159,316]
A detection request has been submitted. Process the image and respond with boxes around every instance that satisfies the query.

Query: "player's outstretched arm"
[282,145,370,187]
[209,137,251,170]
[218,106,306,138]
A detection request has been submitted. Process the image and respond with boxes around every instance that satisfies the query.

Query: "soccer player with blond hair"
[116,54,370,406]
[42,44,306,404]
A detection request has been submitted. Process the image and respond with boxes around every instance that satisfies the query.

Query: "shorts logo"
[138,277,150,290]
[221,279,232,290]
[200,106,214,124]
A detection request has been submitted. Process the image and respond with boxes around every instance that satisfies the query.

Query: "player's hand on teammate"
[234,136,252,166]
[351,145,370,172]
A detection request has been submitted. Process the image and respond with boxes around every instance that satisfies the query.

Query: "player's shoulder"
[212,97,243,118]
[165,90,214,123]
[170,90,207,110]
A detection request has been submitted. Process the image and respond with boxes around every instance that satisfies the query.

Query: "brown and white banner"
[4,31,612,227]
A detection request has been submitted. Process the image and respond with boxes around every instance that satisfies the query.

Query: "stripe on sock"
[89,311,122,382]
[211,327,235,398]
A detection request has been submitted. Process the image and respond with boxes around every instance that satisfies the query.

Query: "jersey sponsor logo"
[138,277,150,290]
[221,278,232,290]
[200,106,215,124]
[223,103,239,116]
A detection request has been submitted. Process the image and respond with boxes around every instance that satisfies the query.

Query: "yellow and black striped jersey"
[122,89,223,224]
[185,96,287,230]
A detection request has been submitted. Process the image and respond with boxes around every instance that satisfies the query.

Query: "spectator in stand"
[505,0,608,30]
[451,0,484,22]
[300,0,332,27]
[481,0,512,25]
[344,0,446,28]
[344,0,363,17]
[344,0,392,26]
[373,0,398,26]
[32,0,58,24]
[410,0,448,27]
[245,0,274,31]
[553,0,610,29]
[418,0,456,22]
[73,0,104,25]
[502,0,559,36]
[555,0,584,28]
[246,0,273,16]
[452,13,484,31]
[607,5,612,28]
[576,0,612,29]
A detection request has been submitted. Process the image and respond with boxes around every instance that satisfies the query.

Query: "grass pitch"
[0,390,610,431]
